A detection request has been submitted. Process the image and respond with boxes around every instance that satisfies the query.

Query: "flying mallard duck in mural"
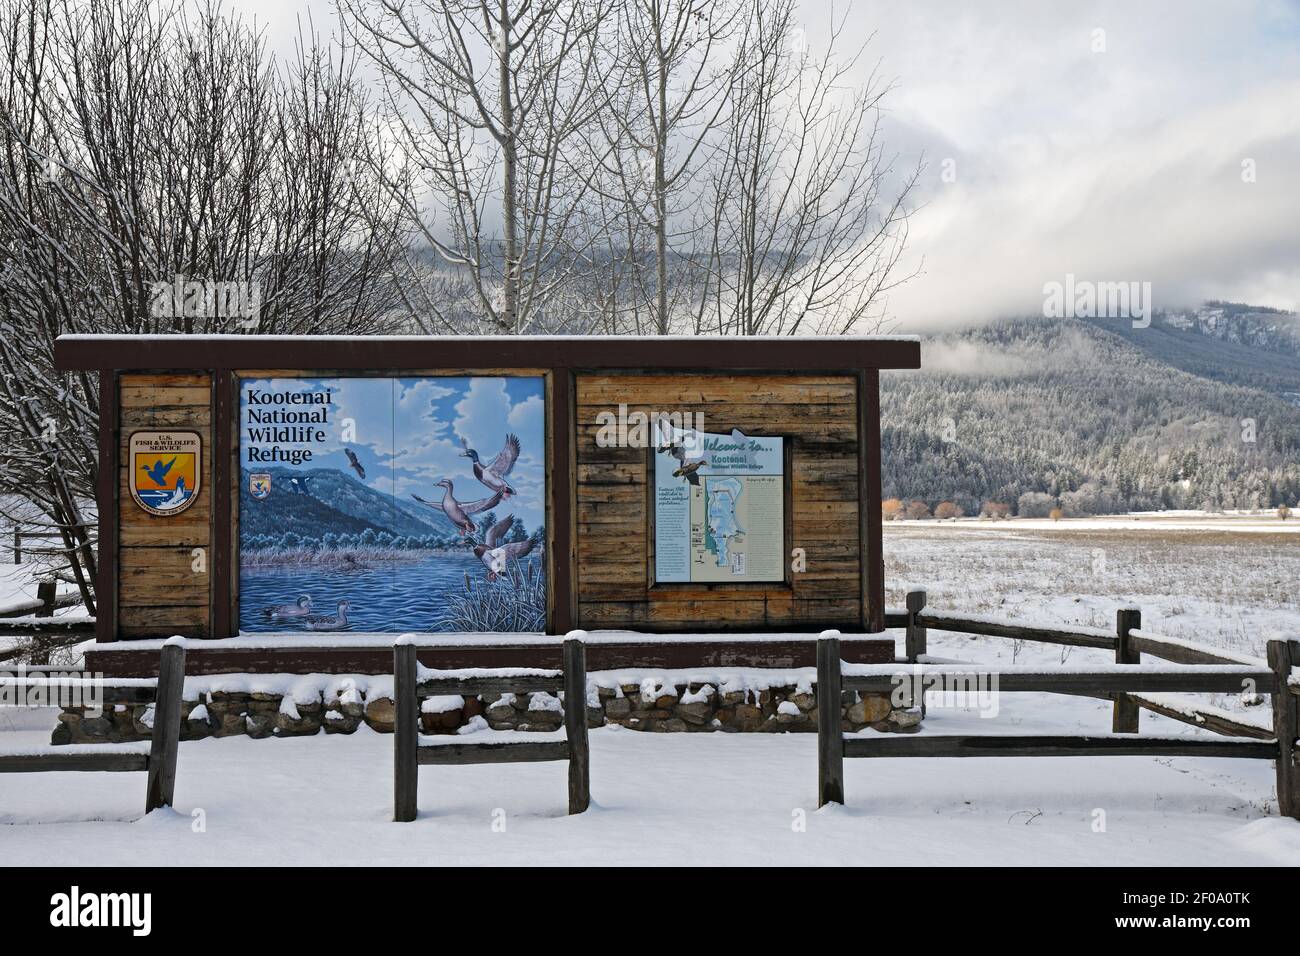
[262,595,313,620]
[470,514,538,583]
[288,475,313,495]
[457,431,517,496]
[460,434,519,498]
[303,599,352,631]
[343,447,366,480]
[412,479,504,536]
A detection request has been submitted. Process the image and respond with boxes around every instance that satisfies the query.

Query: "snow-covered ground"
[0,697,1296,866]
[884,518,1299,661]
[0,518,1297,865]
[897,511,1300,535]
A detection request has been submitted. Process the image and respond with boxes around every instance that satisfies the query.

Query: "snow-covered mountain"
[881,312,1300,514]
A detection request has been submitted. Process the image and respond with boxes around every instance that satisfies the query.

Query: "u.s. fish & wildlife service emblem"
[129,431,201,516]
[249,473,272,500]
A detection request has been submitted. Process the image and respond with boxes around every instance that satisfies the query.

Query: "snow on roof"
[56,332,922,343]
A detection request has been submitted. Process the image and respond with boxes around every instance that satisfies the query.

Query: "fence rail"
[824,591,1300,818]
[8,526,77,565]
[841,734,1279,760]
[844,664,1277,696]
[0,642,186,813]
[394,636,590,822]
[917,613,1117,650]
[0,585,83,620]
[893,589,1289,733]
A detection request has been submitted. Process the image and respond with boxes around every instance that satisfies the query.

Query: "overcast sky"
[236,0,1300,332]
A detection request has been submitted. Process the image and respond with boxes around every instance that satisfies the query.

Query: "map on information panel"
[653,426,784,583]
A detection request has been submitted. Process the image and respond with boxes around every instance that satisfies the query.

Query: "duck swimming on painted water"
[263,594,312,620]
[303,599,351,631]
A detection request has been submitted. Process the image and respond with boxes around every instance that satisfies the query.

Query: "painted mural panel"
[237,376,546,633]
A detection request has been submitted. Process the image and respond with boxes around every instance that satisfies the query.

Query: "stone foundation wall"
[53,678,921,744]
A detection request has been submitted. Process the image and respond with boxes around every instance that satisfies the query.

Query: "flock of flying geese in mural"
[261,432,535,630]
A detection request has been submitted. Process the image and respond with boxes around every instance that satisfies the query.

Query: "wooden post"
[12,528,20,564]
[145,641,186,812]
[36,579,56,617]
[904,589,928,661]
[858,370,886,633]
[563,635,590,814]
[1113,607,1141,734]
[547,369,576,634]
[905,589,927,714]
[393,640,419,822]
[1267,639,1298,819]
[212,370,235,640]
[816,632,844,807]
[96,369,118,643]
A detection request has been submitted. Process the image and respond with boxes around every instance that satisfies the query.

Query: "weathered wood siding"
[118,373,211,637]
[575,373,862,631]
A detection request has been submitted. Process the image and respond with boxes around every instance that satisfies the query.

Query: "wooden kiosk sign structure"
[54,335,920,675]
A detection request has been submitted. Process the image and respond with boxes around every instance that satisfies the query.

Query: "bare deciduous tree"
[341,0,612,334]
[0,0,921,640]
[0,0,404,634]
[699,0,919,335]
[586,0,740,334]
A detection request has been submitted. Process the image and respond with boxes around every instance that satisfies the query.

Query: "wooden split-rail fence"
[0,573,95,668]
[0,580,86,621]
[393,637,591,822]
[1,601,1293,825]
[820,590,1299,818]
[0,642,186,813]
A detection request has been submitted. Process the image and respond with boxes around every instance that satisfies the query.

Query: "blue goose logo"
[129,431,201,517]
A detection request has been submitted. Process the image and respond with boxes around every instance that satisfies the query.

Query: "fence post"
[904,589,927,661]
[1267,639,1298,819]
[12,528,20,564]
[393,640,419,822]
[145,640,186,812]
[816,631,844,807]
[36,579,56,617]
[563,635,590,814]
[1113,607,1141,733]
[905,589,927,713]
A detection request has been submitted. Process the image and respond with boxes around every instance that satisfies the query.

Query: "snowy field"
[884,514,1299,661]
[1,517,1298,866]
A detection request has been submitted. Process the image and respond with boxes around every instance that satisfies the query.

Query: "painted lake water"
[239,551,533,633]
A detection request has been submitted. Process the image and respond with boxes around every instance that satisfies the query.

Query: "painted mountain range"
[239,467,456,541]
